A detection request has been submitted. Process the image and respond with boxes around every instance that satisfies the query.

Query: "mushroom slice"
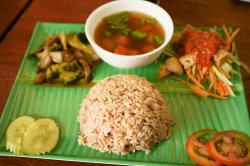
[29,47,44,57]
[78,58,91,83]
[34,72,46,84]
[58,32,67,50]
[39,55,52,70]
[49,52,63,63]
[43,35,60,49]
[73,49,84,59]
[62,50,75,62]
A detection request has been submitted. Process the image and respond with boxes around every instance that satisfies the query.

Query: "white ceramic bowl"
[85,0,174,69]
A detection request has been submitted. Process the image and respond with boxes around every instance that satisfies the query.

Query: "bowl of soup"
[85,0,174,68]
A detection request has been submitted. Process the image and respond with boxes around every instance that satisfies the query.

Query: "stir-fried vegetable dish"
[30,32,100,85]
[158,25,248,99]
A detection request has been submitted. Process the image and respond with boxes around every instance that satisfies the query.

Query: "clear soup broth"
[94,11,165,56]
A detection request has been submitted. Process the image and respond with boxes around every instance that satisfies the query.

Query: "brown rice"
[78,74,174,155]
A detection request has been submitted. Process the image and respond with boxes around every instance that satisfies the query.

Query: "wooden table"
[0,0,249,165]
[0,0,31,42]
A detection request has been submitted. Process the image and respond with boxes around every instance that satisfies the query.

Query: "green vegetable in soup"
[139,18,157,25]
[103,12,134,36]
[154,35,164,45]
[145,18,157,24]
[139,18,146,25]
[131,30,148,40]
[122,28,132,36]
[104,31,112,37]
[104,12,130,31]
[95,11,165,55]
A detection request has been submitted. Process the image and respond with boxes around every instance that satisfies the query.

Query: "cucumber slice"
[22,118,60,155]
[6,116,35,154]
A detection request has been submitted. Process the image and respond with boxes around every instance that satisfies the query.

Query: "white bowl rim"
[85,0,174,60]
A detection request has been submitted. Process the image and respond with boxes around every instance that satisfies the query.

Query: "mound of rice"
[78,74,174,155]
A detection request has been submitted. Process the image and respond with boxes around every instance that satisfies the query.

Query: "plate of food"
[0,1,250,165]
[0,21,249,165]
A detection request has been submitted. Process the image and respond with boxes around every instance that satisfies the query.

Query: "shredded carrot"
[219,80,230,96]
[197,65,204,80]
[186,68,204,89]
[227,28,240,45]
[196,65,201,82]
[209,93,227,99]
[223,25,230,41]
[231,42,235,53]
[172,77,209,97]
[223,25,231,50]
[226,28,240,52]
[209,68,217,93]
[202,67,209,76]
[197,72,201,83]
[158,25,239,99]
[157,65,170,79]
[217,83,225,96]
[172,76,227,99]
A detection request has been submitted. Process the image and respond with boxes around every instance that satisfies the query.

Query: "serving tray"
[0,22,249,165]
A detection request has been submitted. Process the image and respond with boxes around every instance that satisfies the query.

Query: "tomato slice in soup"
[186,129,222,166]
[208,130,250,166]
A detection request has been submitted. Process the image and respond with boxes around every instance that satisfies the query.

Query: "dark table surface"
[0,0,31,42]
[0,0,249,165]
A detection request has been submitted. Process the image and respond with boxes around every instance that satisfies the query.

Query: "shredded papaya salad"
[158,25,249,99]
